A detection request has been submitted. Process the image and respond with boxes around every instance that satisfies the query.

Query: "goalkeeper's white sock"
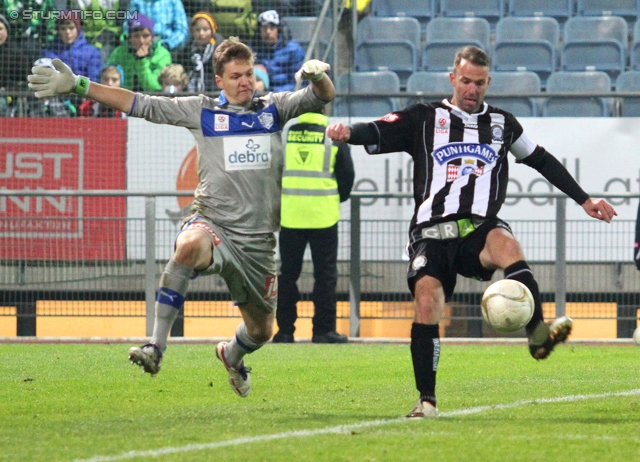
[223,322,264,368]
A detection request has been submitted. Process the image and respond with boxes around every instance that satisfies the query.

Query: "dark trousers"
[277,224,338,336]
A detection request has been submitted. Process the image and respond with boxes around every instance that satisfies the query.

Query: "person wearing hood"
[107,14,172,92]
[42,15,102,83]
[175,11,225,94]
[252,10,305,92]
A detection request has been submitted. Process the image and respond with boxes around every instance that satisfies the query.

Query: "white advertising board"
[127,117,640,261]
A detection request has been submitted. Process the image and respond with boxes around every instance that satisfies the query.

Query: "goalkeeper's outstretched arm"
[28,58,135,114]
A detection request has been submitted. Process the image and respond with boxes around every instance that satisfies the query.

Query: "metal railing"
[0,189,638,337]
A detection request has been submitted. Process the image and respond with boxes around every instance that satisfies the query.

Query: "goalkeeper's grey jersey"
[130,86,326,234]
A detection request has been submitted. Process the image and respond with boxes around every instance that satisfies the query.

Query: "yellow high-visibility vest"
[345,0,371,13]
[281,112,340,229]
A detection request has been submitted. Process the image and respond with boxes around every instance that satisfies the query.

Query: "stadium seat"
[439,0,505,27]
[354,16,422,84]
[405,71,452,106]
[421,17,491,72]
[616,70,640,116]
[630,20,640,69]
[282,16,332,59]
[492,17,560,85]
[561,16,628,79]
[486,71,542,117]
[542,71,612,117]
[333,71,401,117]
[576,0,638,23]
[508,0,574,24]
[371,0,436,30]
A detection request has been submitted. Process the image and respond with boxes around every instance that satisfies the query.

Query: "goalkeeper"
[28,37,335,398]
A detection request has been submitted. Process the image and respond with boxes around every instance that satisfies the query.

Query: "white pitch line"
[73,389,640,462]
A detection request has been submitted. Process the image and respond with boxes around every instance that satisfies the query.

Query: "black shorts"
[407,218,513,301]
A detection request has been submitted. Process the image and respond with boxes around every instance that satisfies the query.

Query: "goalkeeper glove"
[27,58,90,98]
[295,59,330,83]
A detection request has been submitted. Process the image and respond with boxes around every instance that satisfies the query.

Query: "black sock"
[504,260,543,337]
[410,322,440,406]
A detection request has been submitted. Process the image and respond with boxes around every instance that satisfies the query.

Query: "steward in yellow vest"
[275,111,355,343]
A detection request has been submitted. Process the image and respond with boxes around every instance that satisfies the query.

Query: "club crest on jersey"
[258,112,274,129]
[432,142,499,166]
[491,125,504,143]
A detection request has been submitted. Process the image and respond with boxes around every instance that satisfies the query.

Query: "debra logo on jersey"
[224,137,271,171]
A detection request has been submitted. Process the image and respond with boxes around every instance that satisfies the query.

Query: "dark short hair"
[453,46,490,70]
[213,36,255,77]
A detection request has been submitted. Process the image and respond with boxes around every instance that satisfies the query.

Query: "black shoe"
[272,331,294,343]
[312,331,349,344]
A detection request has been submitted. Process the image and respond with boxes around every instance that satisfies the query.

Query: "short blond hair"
[213,36,255,77]
[158,64,189,87]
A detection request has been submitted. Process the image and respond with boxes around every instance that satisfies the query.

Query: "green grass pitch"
[0,342,639,461]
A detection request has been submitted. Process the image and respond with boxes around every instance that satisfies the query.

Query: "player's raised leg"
[481,227,573,360]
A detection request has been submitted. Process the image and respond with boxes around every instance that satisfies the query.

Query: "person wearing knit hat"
[106,13,172,91]
[128,14,155,35]
[252,9,305,92]
[41,12,102,82]
[56,15,82,35]
[126,0,188,51]
[175,11,225,93]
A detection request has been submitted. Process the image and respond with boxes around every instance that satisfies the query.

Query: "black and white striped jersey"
[365,99,537,232]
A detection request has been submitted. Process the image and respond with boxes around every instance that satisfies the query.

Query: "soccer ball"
[481,279,534,333]
[633,327,640,346]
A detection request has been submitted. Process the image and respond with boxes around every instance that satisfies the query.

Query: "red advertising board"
[0,118,127,260]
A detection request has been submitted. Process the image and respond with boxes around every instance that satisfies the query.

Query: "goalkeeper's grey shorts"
[179,215,278,313]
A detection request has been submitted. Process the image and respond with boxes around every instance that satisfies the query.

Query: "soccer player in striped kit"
[327,46,617,418]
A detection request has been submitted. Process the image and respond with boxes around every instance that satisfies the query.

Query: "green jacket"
[107,43,172,91]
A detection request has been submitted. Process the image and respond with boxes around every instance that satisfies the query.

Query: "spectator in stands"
[158,63,188,94]
[42,15,102,83]
[107,14,172,91]
[68,0,127,63]
[175,12,224,93]
[252,9,305,92]
[79,64,126,117]
[0,14,37,91]
[1,0,57,46]
[254,64,269,92]
[127,0,189,53]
